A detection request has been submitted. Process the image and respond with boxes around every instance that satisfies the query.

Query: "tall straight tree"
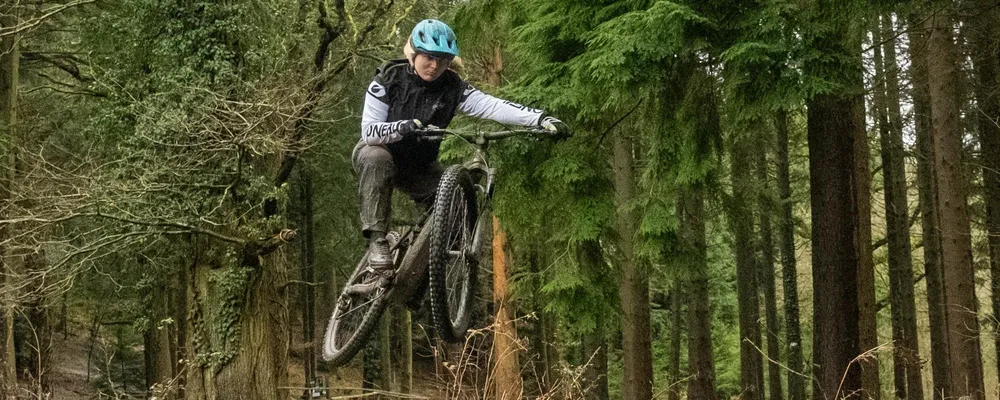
[576,240,610,400]
[0,0,18,393]
[804,0,872,397]
[679,66,719,400]
[755,138,782,400]
[668,282,683,400]
[853,72,879,400]
[729,137,764,400]
[775,110,805,400]
[682,186,717,400]
[492,217,523,400]
[143,271,177,392]
[871,14,923,399]
[925,2,986,397]
[296,169,317,396]
[612,123,653,400]
[965,0,1000,380]
[908,10,950,398]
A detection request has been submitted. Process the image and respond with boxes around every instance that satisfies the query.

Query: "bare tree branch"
[0,0,97,38]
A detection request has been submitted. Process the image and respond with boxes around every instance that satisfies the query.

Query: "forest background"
[1,0,999,399]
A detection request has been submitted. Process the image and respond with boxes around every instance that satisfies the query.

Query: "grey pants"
[353,141,443,235]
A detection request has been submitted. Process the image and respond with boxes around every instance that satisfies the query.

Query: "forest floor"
[49,331,95,399]
[45,321,475,399]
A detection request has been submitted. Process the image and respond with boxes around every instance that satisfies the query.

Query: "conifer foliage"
[1,0,1000,398]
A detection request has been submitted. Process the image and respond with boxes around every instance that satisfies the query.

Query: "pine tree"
[871,13,923,399]
[755,137,782,400]
[729,136,765,400]
[802,0,871,396]
[925,2,986,397]
[908,9,951,398]
[965,0,1000,380]
[775,109,805,400]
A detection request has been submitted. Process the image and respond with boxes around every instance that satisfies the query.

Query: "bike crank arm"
[344,282,380,296]
[344,274,392,296]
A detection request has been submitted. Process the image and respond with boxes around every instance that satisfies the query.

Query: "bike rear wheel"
[428,165,479,343]
[322,252,388,366]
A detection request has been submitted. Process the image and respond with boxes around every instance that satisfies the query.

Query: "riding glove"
[398,119,424,138]
[539,116,568,135]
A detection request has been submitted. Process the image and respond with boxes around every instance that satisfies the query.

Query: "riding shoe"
[368,238,394,270]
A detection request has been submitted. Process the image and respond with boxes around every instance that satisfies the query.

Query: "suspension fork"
[466,147,494,261]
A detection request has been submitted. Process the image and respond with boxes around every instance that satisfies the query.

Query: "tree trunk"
[183,240,290,400]
[379,311,392,391]
[926,4,986,397]
[577,240,609,400]
[668,285,682,400]
[492,216,522,400]
[755,141,782,400]
[362,325,382,391]
[775,110,805,400]
[580,330,609,400]
[612,128,653,400]
[298,170,317,396]
[16,252,50,399]
[873,14,924,399]
[805,6,869,391]
[966,0,1000,383]
[145,280,176,394]
[535,305,559,395]
[22,288,49,398]
[0,1,17,394]
[853,78,879,400]
[808,92,867,399]
[175,240,192,399]
[681,187,717,400]
[395,307,412,393]
[522,247,554,397]
[729,138,764,400]
[909,10,950,399]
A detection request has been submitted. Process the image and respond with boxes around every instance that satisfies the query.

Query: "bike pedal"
[365,265,397,279]
[386,231,401,247]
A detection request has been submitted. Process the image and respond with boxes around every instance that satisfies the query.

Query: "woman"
[355,19,567,268]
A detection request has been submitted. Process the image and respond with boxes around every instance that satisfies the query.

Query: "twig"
[596,99,644,147]
[0,0,98,37]
[834,343,892,399]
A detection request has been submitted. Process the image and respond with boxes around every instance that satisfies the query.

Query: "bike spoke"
[441,187,472,322]
[330,270,385,351]
[427,166,481,342]
[337,293,382,320]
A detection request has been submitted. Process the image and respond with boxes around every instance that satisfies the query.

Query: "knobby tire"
[322,252,387,366]
[428,165,478,343]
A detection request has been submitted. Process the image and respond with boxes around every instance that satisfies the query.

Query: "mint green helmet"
[409,19,459,57]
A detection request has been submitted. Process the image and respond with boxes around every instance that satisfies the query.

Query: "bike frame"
[377,128,550,304]
[420,128,547,260]
[323,127,555,364]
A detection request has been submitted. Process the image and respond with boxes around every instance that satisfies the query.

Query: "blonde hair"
[404,40,464,75]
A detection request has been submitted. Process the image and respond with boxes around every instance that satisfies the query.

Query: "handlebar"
[414,127,559,143]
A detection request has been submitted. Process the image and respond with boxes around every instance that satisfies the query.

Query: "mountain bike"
[322,126,558,367]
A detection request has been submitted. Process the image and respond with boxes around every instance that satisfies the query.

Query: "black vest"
[373,60,466,167]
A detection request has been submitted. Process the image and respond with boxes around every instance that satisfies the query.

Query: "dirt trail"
[49,331,96,399]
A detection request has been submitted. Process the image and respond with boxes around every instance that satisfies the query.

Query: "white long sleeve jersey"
[360,60,545,150]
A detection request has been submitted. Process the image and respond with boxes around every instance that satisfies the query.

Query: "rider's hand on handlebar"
[398,119,424,138]
[539,116,570,137]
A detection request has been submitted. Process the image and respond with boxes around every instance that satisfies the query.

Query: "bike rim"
[329,271,382,353]
[442,183,474,326]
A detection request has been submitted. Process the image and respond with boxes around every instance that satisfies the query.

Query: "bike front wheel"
[428,165,479,343]
[322,252,388,366]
